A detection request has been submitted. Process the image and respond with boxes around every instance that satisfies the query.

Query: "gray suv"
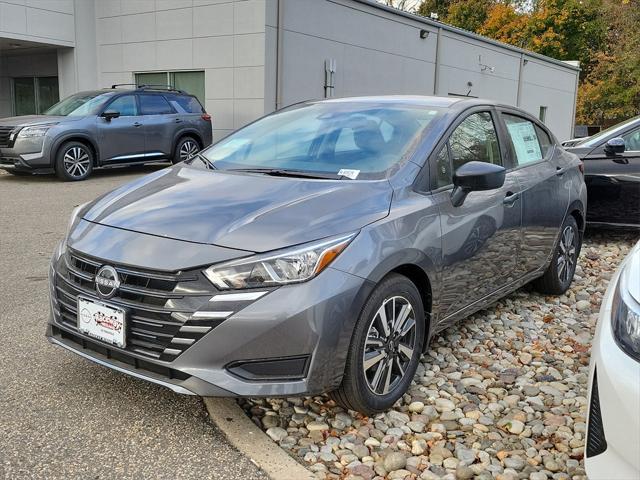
[47,96,586,413]
[0,85,212,181]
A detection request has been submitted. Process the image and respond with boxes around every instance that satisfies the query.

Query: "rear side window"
[449,112,501,170]
[165,94,203,114]
[503,114,543,166]
[535,125,553,157]
[105,95,138,116]
[139,94,174,115]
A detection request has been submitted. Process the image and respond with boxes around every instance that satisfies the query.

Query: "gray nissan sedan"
[47,96,586,413]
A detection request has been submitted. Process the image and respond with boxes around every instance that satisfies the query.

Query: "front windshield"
[199,102,443,179]
[576,115,640,147]
[44,92,111,116]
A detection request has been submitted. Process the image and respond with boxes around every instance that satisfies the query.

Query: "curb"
[203,397,316,480]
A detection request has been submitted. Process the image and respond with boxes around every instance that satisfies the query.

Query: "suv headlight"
[612,260,640,362]
[204,233,357,290]
[17,124,55,139]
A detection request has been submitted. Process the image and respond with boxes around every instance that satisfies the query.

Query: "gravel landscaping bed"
[240,231,639,480]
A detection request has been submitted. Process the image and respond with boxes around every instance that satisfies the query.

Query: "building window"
[135,71,205,105]
[538,106,547,123]
[13,76,59,116]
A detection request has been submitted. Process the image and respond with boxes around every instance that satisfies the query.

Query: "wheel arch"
[51,134,99,168]
[364,249,436,353]
[174,129,203,151]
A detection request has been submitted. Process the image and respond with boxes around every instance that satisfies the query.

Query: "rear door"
[583,126,640,226]
[433,109,522,319]
[139,93,177,159]
[96,94,146,163]
[498,110,568,275]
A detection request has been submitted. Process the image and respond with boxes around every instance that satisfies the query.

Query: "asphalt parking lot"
[0,167,268,480]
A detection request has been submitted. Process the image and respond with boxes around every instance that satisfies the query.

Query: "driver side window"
[622,128,640,151]
[104,95,138,117]
[433,111,501,188]
[449,112,501,170]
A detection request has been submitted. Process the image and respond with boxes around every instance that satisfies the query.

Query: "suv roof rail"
[137,84,186,94]
[111,83,138,89]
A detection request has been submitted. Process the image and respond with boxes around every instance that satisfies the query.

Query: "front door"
[97,94,145,163]
[434,110,522,320]
[584,127,640,226]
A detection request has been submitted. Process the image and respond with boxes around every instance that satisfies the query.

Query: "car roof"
[313,95,513,112]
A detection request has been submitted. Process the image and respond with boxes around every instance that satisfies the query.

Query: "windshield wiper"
[228,168,344,180]
[192,153,217,170]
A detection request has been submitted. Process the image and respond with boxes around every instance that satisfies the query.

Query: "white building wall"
[94,0,267,141]
[0,0,75,46]
[272,0,579,141]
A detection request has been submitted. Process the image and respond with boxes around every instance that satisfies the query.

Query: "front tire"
[55,141,93,181]
[173,136,200,164]
[329,274,425,414]
[533,215,581,295]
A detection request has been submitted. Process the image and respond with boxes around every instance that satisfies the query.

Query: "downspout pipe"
[275,0,284,110]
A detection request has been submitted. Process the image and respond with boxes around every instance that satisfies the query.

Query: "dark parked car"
[0,85,212,181]
[564,116,640,228]
[47,96,586,413]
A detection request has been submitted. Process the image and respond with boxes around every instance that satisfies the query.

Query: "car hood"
[0,115,79,127]
[82,164,393,252]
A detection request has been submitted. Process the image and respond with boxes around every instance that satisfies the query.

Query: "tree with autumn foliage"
[412,0,640,126]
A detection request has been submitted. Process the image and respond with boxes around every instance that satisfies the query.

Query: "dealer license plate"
[77,296,126,348]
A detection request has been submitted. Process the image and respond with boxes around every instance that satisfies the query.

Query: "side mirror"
[451,161,506,207]
[101,110,120,121]
[604,137,626,155]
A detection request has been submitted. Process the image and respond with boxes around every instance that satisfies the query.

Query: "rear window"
[139,94,174,115]
[165,94,203,114]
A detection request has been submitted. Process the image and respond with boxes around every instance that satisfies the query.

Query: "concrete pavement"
[0,167,269,480]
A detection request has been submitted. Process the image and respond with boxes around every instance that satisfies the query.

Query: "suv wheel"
[55,141,93,181]
[329,274,425,414]
[533,215,581,294]
[173,137,200,164]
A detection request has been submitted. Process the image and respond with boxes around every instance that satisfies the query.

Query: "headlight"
[68,202,88,231]
[612,262,640,362]
[17,124,55,139]
[54,202,88,260]
[204,233,357,290]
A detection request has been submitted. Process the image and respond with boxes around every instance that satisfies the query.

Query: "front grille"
[52,249,222,361]
[0,126,17,148]
[586,368,608,457]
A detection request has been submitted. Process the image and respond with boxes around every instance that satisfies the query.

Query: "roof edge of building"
[351,0,581,73]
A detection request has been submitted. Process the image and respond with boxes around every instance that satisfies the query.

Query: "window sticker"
[338,169,360,179]
[507,121,542,164]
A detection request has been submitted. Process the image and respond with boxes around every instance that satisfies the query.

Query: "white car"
[586,240,640,479]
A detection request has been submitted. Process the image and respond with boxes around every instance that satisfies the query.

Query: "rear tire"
[328,274,425,415]
[173,136,200,164]
[532,215,581,295]
[55,141,93,181]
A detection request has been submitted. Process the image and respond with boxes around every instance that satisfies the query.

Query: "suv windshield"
[45,92,112,117]
[200,102,443,179]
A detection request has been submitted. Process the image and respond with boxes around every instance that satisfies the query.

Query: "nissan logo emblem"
[95,265,120,299]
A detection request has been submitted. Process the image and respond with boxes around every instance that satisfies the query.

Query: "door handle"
[503,191,520,206]
[556,166,567,176]
[174,118,182,123]
[133,122,142,127]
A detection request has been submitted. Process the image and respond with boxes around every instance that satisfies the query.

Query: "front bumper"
[0,135,52,172]
[46,239,372,397]
[585,266,640,479]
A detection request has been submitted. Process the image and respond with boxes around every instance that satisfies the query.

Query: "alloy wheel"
[179,140,199,161]
[557,225,577,284]
[63,146,90,178]
[362,295,417,396]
